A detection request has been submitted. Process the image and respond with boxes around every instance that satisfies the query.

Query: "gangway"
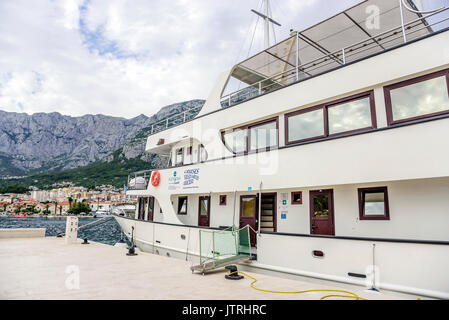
[190,225,252,274]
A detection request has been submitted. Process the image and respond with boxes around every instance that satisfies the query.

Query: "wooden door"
[198,196,210,227]
[147,197,154,221]
[309,189,335,235]
[138,197,145,220]
[240,195,258,246]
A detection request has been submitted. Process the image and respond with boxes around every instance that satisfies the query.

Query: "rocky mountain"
[0,99,204,178]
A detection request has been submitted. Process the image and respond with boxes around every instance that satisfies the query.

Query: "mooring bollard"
[65,216,78,244]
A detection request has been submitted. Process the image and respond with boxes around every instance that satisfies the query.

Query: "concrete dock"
[0,236,406,300]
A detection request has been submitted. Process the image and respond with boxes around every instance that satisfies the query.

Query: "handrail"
[147,105,202,136]
[127,170,153,191]
[221,6,449,108]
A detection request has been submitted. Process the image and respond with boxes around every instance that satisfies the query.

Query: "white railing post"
[342,48,346,64]
[166,118,169,129]
[259,81,262,95]
[296,31,299,81]
[399,0,407,43]
[228,94,232,107]
[183,111,186,123]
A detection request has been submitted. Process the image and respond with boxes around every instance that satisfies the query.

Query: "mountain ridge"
[0,99,205,180]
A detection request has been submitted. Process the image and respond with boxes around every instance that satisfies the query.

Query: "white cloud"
[0,0,361,118]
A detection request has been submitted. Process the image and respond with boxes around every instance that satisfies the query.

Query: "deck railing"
[148,105,202,136]
[221,6,449,109]
[127,170,153,191]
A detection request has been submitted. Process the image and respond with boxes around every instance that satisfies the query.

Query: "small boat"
[12,214,27,218]
[93,210,111,218]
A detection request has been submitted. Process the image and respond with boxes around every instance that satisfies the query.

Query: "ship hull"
[114,214,449,299]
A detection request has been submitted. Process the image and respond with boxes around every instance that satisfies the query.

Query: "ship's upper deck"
[143,0,449,139]
[221,0,447,107]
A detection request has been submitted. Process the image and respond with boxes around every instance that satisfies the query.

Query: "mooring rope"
[57,216,113,237]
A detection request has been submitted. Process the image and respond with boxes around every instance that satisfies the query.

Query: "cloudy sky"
[0,0,443,118]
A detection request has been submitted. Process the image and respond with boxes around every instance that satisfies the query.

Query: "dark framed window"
[197,144,208,162]
[285,91,376,145]
[384,69,449,125]
[358,187,390,220]
[175,148,184,166]
[291,191,302,205]
[138,197,145,220]
[177,196,188,215]
[187,146,193,155]
[147,197,154,221]
[222,117,279,154]
[219,195,227,206]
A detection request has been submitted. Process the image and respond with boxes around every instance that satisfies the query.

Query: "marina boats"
[113,0,449,299]
[93,210,111,218]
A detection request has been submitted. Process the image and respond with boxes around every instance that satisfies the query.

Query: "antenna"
[251,0,281,49]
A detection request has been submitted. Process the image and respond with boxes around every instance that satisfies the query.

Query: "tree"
[68,197,73,209]
[67,202,91,215]
[59,205,63,215]
[53,201,57,215]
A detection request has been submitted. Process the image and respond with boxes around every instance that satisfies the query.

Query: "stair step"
[261,221,274,227]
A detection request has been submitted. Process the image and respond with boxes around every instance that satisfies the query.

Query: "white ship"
[114,0,449,299]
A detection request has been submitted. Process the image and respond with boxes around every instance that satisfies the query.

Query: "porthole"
[312,250,324,258]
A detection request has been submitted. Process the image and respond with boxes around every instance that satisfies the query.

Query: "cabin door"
[309,189,335,236]
[198,196,210,227]
[138,197,145,220]
[240,195,258,246]
[147,197,154,221]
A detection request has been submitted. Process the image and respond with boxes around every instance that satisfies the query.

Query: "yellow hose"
[228,270,368,300]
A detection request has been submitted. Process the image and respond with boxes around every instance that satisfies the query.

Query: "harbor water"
[0,216,122,245]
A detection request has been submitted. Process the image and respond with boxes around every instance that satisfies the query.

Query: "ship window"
[199,197,209,216]
[385,70,449,125]
[199,144,208,162]
[223,129,247,153]
[178,196,188,215]
[291,192,302,205]
[328,96,373,135]
[249,120,278,151]
[175,148,184,166]
[241,196,256,217]
[358,187,389,220]
[286,91,376,144]
[219,195,227,206]
[286,107,325,143]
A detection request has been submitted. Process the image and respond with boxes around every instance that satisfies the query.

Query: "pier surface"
[0,237,405,300]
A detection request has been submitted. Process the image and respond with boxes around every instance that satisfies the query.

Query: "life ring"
[151,171,161,187]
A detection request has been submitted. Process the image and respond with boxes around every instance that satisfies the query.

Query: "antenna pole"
[264,0,270,49]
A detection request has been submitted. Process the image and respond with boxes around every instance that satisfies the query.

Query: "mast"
[264,0,269,49]
[251,0,281,50]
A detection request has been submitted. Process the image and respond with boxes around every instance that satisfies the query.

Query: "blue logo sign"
[183,168,200,189]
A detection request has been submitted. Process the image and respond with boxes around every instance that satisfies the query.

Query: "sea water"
[0,216,122,245]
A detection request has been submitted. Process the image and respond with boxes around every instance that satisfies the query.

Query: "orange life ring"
[151,171,161,187]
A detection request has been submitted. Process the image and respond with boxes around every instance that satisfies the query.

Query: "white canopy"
[230,0,433,90]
